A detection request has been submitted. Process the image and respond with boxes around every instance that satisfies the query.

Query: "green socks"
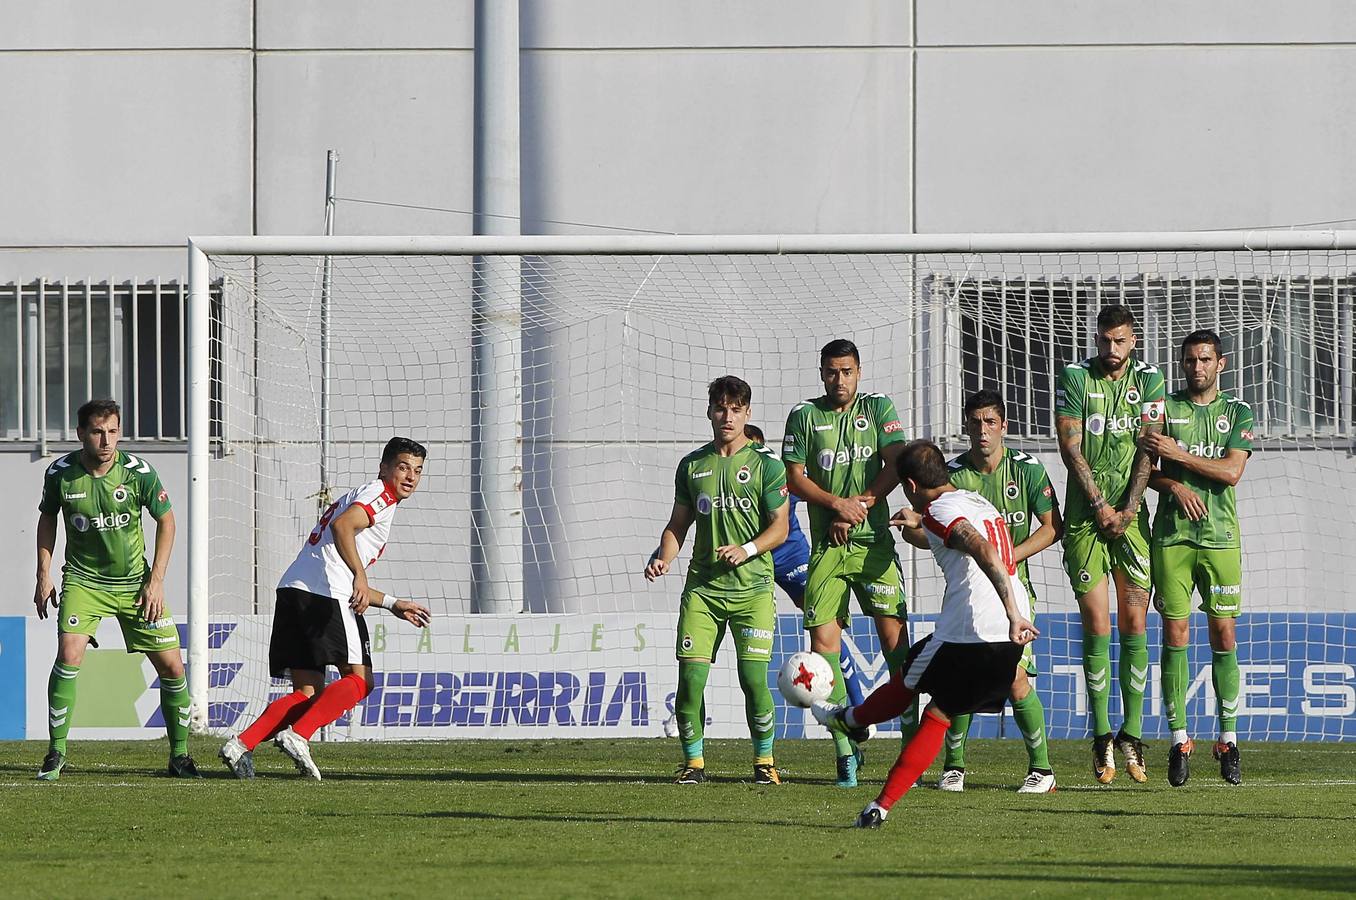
[817,651,853,758]
[736,659,775,759]
[1213,649,1240,733]
[1119,632,1149,739]
[1011,689,1051,771]
[160,675,191,757]
[1162,643,1189,732]
[675,661,711,763]
[47,663,80,755]
[944,714,970,770]
[1082,630,1112,735]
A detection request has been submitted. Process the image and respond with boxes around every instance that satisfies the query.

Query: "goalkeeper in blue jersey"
[746,424,866,708]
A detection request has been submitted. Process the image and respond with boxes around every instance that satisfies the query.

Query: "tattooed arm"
[1057,414,1118,535]
[946,520,1039,645]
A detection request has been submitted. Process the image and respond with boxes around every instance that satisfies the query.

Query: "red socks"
[290,674,371,740]
[850,672,918,728]
[877,709,949,811]
[239,690,314,750]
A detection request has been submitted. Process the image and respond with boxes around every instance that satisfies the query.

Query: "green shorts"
[1152,542,1242,619]
[1062,509,1152,596]
[803,540,905,630]
[58,580,180,653]
[676,587,775,663]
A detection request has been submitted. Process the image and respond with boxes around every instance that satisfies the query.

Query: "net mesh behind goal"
[197,246,1356,741]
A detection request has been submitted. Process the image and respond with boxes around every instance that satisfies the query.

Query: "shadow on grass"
[313,809,822,829]
[848,861,1356,894]
[1006,806,1356,823]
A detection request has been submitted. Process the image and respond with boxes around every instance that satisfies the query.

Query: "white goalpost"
[186,231,1356,742]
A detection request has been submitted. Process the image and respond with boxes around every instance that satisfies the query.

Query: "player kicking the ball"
[219,438,432,779]
[646,377,790,785]
[812,440,1038,828]
[1140,330,1252,786]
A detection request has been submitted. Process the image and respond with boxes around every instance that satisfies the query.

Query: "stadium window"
[934,273,1355,440]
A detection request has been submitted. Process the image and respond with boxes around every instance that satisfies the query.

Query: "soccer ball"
[777,651,834,708]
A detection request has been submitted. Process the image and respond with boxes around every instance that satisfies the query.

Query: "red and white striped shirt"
[921,489,1030,644]
[278,479,400,600]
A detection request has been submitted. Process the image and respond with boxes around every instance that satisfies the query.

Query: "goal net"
[187,234,1356,742]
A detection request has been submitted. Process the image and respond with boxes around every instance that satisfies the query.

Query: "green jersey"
[1153,390,1254,549]
[38,450,173,590]
[782,392,906,549]
[947,447,1056,596]
[674,441,788,599]
[1055,356,1167,524]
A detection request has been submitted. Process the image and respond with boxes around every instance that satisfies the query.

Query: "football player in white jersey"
[814,439,1038,828]
[219,438,432,779]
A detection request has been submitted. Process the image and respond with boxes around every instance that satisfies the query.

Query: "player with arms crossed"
[745,423,868,709]
[1139,330,1252,786]
[34,399,198,780]
[783,339,910,788]
[219,438,432,780]
[813,440,1039,828]
[646,377,790,785]
[1057,304,1165,784]
[938,390,1063,794]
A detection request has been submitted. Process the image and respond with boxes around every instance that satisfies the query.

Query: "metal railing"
[1,280,198,452]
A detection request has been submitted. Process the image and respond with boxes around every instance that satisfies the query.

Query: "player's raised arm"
[645,502,695,581]
[328,502,379,611]
[34,510,59,619]
[946,519,1038,645]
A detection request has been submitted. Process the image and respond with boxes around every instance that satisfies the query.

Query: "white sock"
[1221,731,1237,746]
[867,800,887,819]
[1172,729,1189,745]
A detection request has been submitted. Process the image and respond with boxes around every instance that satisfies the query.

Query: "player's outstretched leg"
[939,714,969,792]
[1212,647,1242,785]
[38,662,79,782]
[736,659,779,784]
[852,707,949,828]
[1116,631,1149,783]
[674,660,710,784]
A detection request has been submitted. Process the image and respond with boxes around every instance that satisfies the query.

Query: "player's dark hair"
[820,339,860,366]
[1096,304,1137,333]
[1180,328,1224,358]
[895,439,950,489]
[381,437,427,465]
[744,424,765,443]
[77,398,120,430]
[708,375,752,408]
[963,389,1006,422]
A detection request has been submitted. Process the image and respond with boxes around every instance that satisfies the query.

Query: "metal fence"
[1,280,197,450]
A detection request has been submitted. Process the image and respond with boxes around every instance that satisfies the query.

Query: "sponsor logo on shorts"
[1004,481,1020,500]
[882,420,903,434]
[681,634,693,652]
[63,491,87,500]
[853,415,869,432]
[740,627,774,641]
[112,485,129,504]
[1210,583,1241,596]
[153,634,176,644]
[67,615,79,627]
[736,466,751,484]
[1079,570,1092,584]
[865,583,897,596]
[147,616,175,630]
[745,646,771,657]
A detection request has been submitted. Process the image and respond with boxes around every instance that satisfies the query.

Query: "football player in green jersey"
[938,390,1063,794]
[646,375,790,785]
[1140,330,1252,787]
[1056,305,1166,785]
[782,339,910,788]
[33,399,198,780]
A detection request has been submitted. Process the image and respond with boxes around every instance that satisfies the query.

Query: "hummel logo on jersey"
[1087,668,1109,692]
[692,470,713,478]
[1087,392,1105,399]
[813,424,833,432]
[63,492,87,500]
[1129,665,1148,693]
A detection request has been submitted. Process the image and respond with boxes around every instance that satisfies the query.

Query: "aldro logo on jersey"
[817,444,874,471]
[1085,412,1138,436]
[70,511,133,533]
[695,492,754,516]
[1175,438,1227,459]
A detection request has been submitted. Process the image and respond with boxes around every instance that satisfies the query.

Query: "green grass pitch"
[2,738,1354,898]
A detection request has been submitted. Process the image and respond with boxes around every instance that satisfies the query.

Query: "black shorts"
[899,635,1022,718]
[269,587,372,678]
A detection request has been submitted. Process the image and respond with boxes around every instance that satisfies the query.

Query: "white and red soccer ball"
[777,651,835,708]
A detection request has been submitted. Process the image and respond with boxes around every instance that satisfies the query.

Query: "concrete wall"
[4,2,1356,617]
